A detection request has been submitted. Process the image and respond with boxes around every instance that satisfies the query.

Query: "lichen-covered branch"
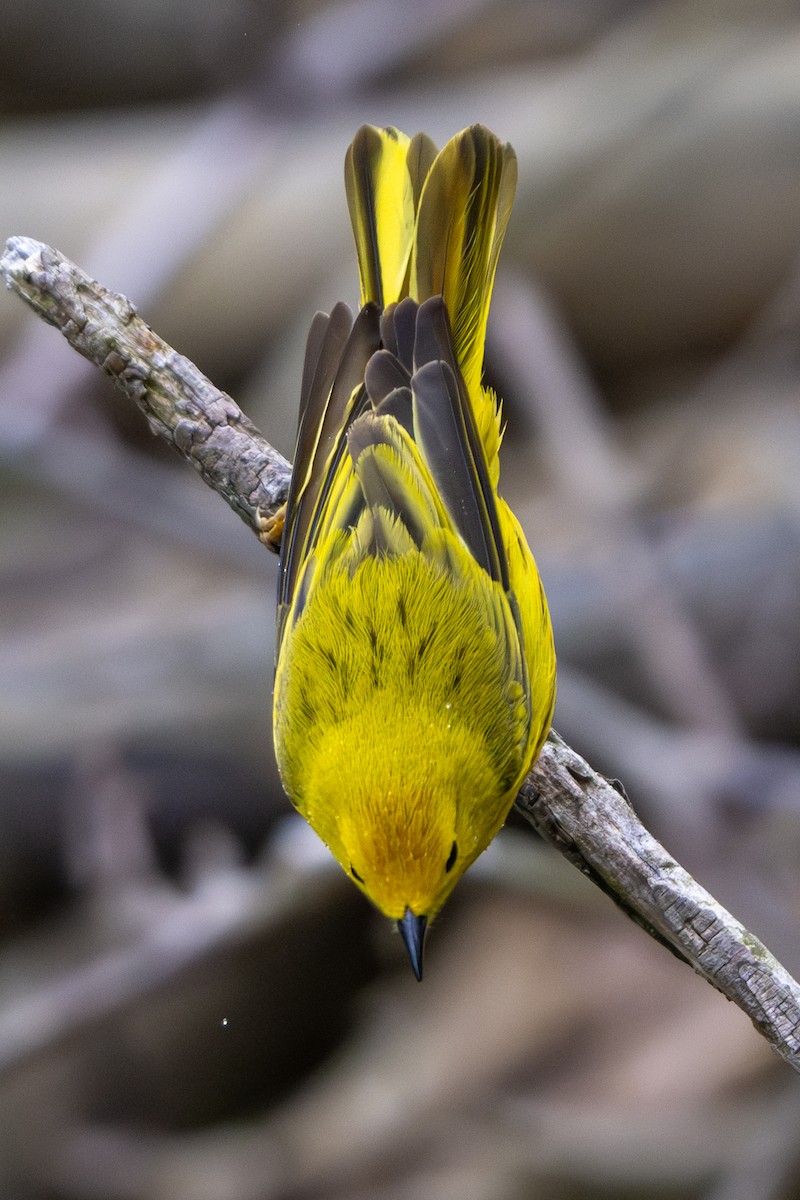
[1,236,292,546]
[3,235,800,1074]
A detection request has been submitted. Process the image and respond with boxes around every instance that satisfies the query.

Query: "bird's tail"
[344,124,517,405]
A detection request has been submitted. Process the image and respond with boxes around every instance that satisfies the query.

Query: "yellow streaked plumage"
[274,124,556,977]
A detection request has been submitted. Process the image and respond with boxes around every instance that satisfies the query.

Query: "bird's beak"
[398,908,427,981]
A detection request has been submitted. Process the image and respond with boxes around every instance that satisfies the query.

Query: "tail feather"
[411,126,517,400]
[345,126,416,308]
[344,123,516,466]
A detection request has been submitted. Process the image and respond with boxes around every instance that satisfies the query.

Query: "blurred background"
[2,0,800,1196]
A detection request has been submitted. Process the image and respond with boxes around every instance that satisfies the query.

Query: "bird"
[273,124,556,979]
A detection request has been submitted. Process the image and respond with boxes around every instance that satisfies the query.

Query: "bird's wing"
[277,302,381,645]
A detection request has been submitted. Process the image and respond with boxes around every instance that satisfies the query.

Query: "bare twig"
[3,235,800,1074]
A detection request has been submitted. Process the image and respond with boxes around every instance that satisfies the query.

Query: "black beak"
[398,908,427,981]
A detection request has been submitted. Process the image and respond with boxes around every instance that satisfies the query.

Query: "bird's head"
[333,787,467,979]
[299,703,513,980]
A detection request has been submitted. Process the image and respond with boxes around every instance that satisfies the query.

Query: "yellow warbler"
[274,125,556,978]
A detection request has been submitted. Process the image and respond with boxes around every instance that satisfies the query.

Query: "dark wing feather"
[296,302,353,462]
[278,303,381,616]
[299,311,334,427]
[379,304,399,355]
[373,386,414,436]
[411,298,509,589]
[364,348,410,405]
[392,296,419,371]
[413,294,458,376]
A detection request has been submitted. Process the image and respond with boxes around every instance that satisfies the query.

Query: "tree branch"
[517,735,800,1072]
[1,236,292,547]
[4,236,800,1074]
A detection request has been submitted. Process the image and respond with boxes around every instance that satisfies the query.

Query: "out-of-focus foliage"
[1,1,800,1197]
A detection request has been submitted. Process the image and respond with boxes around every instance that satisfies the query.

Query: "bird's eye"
[350,864,365,883]
[445,841,458,873]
